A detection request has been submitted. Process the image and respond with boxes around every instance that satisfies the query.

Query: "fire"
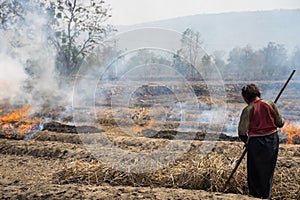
[0,81,8,88]
[0,105,39,139]
[132,119,156,135]
[132,124,144,135]
[0,105,30,123]
[280,121,300,145]
[131,108,154,135]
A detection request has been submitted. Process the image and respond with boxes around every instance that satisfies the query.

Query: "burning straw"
[0,105,40,139]
[52,141,298,199]
[280,121,300,145]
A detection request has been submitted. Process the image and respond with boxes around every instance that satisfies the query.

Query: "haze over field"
[107,0,300,25]
[117,10,300,55]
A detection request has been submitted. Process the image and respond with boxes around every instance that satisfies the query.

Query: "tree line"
[218,42,299,80]
[1,1,298,81]
[121,28,299,81]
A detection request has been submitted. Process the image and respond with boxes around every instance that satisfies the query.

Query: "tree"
[261,42,288,78]
[45,0,115,76]
[226,42,289,80]
[0,0,24,30]
[179,28,203,65]
[176,28,204,80]
[227,45,262,80]
[0,0,115,76]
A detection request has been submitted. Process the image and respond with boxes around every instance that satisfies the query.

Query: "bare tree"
[177,28,204,80]
[0,0,24,30]
[46,0,115,76]
[0,0,115,76]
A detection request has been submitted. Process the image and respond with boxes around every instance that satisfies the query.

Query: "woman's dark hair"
[241,84,261,102]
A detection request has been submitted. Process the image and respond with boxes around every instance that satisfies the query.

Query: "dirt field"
[1,81,299,199]
[0,129,299,199]
[0,133,251,200]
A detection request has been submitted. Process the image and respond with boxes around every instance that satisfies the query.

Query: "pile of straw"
[53,142,299,199]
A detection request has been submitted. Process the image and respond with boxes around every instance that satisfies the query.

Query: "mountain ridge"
[116,9,300,55]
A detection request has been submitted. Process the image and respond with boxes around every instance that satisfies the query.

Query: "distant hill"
[117,10,300,55]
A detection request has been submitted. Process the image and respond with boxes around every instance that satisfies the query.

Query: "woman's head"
[241,84,261,103]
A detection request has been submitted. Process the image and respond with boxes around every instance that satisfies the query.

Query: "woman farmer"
[238,84,284,199]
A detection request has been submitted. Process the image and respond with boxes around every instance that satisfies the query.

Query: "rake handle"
[274,69,296,104]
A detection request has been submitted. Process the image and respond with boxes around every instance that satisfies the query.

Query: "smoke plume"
[0,0,71,116]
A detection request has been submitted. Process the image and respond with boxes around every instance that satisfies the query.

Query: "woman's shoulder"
[261,99,275,106]
[260,99,278,111]
[242,103,254,113]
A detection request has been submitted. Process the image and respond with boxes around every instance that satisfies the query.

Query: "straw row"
[52,142,298,199]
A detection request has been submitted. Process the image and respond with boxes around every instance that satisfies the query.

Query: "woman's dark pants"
[247,132,279,199]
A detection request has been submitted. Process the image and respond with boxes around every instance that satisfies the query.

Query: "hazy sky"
[106,0,300,25]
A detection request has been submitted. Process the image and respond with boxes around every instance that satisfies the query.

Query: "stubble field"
[0,81,299,199]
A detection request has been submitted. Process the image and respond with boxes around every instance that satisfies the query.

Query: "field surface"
[0,130,299,199]
[1,81,299,199]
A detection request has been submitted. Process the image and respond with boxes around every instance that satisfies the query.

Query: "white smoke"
[0,49,27,101]
[0,1,71,115]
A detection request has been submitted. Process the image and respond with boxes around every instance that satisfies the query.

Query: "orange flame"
[132,120,156,135]
[0,81,8,88]
[0,105,38,138]
[132,124,144,135]
[0,105,30,123]
[281,121,300,145]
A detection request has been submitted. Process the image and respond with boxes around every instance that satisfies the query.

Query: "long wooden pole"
[222,69,296,192]
[274,70,296,104]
